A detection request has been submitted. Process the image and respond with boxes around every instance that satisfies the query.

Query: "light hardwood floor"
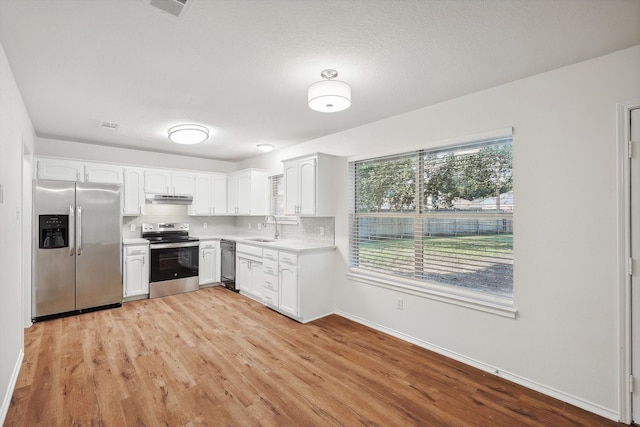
[6,286,621,426]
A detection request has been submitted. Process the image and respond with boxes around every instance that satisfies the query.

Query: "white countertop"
[123,238,149,245]
[123,234,335,252]
[190,233,336,253]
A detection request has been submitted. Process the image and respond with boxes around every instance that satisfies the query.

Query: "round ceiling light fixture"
[308,69,351,113]
[168,124,209,144]
[257,144,275,152]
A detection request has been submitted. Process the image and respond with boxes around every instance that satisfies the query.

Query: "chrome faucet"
[264,215,280,239]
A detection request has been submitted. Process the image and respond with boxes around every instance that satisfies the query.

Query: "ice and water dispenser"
[38,214,69,249]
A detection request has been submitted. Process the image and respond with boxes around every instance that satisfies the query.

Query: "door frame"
[619,100,640,424]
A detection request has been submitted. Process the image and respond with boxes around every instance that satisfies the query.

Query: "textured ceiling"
[1,0,639,162]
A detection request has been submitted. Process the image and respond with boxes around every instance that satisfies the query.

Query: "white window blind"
[349,136,513,298]
[269,174,284,216]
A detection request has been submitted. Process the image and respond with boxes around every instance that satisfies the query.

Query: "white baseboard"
[335,310,620,423]
[0,348,24,426]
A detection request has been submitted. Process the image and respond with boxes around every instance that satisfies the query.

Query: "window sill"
[346,269,517,319]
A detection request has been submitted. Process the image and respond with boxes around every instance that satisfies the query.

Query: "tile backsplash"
[122,204,335,244]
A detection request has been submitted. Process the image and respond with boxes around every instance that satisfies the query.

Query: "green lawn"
[356,233,513,297]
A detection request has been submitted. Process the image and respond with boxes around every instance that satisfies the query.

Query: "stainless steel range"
[142,223,199,298]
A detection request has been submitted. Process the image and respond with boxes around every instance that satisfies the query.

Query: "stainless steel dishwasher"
[220,239,237,292]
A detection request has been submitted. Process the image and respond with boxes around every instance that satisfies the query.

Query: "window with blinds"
[349,136,513,299]
[269,174,284,215]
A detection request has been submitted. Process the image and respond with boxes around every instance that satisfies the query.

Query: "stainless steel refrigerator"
[32,179,123,320]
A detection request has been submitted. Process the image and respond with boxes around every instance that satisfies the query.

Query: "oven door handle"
[150,241,200,249]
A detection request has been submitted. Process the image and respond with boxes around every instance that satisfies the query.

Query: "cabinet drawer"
[262,248,278,261]
[263,259,278,276]
[262,288,278,307]
[125,246,148,256]
[263,275,278,292]
[279,252,298,265]
[200,240,217,249]
[237,244,262,257]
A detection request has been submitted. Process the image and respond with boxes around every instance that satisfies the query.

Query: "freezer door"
[32,180,76,318]
[75,182,123,309]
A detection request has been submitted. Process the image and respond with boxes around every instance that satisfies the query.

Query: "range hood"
[145,194,193,205]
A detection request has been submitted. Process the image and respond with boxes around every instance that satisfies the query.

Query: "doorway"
[630,105,640,423]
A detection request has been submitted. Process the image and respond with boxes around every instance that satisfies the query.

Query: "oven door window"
[150,246,199,282]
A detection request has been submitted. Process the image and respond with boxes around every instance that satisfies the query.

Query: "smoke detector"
[145,0,195,19]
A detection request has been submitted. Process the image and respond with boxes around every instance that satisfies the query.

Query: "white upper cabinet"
[172,171,195,195]
[144,169,172,194]
[189,173,227,216]
[211,174,227,214]
[123,167,145,216]
[144,169,194,195]
[282,153,334,216]
[84,162,123,184]
[227,169,267,215]
[35,158,84,181]
[190,174,213,215]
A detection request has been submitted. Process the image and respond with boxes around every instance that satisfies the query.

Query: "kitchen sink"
[245,238,275,242]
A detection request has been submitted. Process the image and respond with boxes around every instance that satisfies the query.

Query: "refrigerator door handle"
[69,206,75,256]
[77,206,82,256]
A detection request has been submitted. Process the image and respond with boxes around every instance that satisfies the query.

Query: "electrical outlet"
[203,223,208,229]
[129,224,136,232]
[248,222,252,229]
[319,226,325,235]
[396,297,403,310]
[257,223,262,230]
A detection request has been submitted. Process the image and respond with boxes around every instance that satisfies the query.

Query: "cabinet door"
[279,265,299,316]
[227,174,239,214]
[211,174,227,215]
[237,257,252,292]
[191,174,213,215]
[124,249,149,297]
[199,247,216,285]
[283,161,298,215]
[250,262,263,299]
[36,158,83,181]
[84,163,123,184]
[236,173,252,214]
[144,169,171,194]
[298,158,317,215]
[172,172,194,195]
[123,168,145,216]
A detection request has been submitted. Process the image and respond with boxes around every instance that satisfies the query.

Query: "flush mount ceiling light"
[257,144,275,152]
[308,69,351,112]
[168,124,209,144]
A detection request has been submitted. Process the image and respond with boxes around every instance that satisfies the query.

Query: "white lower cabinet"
[257,245,334,323]
[123,245,149,298]
[278,261,299,317]
[262,250,279,308]
[236,244,263,301]
[199,240,220,286]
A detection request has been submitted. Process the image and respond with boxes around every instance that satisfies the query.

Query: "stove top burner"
[145,236,199,244]
[141,222,198,245]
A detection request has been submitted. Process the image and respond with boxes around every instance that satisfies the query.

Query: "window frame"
[347,129,517,318]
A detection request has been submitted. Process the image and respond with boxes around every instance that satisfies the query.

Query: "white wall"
[0,41,34,424]
[35,137,237,173]
[239,46,640,419]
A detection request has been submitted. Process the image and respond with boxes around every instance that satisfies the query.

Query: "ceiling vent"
[99,121,120,131]
[146,0,193,19]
